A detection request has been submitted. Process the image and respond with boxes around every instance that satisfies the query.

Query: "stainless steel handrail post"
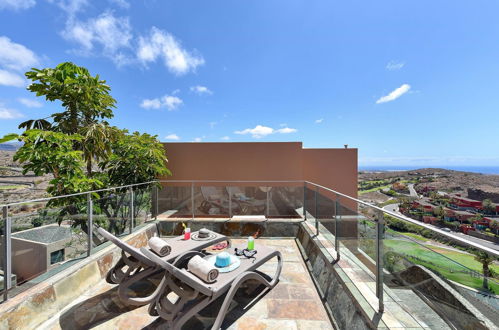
[376,209,385,313]
[303,182,307,220]
[266,188,270,218]
[154,185,159,220]
[191,182,195,220]
[228,186,232,218]
[129,187,134,234]
[335,196,341,260]
[315,186,319,235]
[87,193,93,256]
[3,206,11,301]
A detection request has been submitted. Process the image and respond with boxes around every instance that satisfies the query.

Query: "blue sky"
[1,0,499,166]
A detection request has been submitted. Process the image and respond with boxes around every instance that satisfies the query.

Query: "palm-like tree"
[80,122,120,176]
[482,199,497,215]
[474,252,493,290]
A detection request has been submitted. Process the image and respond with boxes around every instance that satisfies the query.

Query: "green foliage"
[1,62,170,236]
[13,130,102,197]
[22,62,115,133]
[385,189,397,196]
[433,206,445,219]
[482,199,496,214]
[102,131,171,186]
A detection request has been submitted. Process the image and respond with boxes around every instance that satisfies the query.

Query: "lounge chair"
[198,186,237,215]
[227,186,267,214]
[140,243,282,329]
[96,227,231,306]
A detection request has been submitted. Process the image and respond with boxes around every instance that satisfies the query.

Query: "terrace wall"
[160,142,357,199]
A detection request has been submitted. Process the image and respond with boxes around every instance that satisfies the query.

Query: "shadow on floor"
[143,279,272,330]
[58,274,163,330]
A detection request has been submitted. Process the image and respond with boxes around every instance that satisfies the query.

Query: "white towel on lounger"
[148,237,171,257]
[188,255,219,283]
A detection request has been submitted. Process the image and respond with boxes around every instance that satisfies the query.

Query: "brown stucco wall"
[161,142,303,182]
[160,142,357,196]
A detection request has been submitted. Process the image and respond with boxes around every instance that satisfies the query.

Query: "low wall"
[157,218,302,238]
[0,224,157,330]
[468,230,499,244]
[295,222,373,329]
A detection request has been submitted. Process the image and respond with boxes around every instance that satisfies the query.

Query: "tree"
[1,62,170,236]
[433,206,445,219]
[95,130,171,233]
[474,252,493,291]
[482,199,496,215]
[13,130,101,197]
[21,62,117,176]
[22,62,115,133]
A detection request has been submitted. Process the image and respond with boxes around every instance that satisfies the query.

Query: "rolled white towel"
[148,237,172,257]
[188,255,219,283]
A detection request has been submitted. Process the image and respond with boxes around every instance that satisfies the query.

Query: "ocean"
[358,166,499,175]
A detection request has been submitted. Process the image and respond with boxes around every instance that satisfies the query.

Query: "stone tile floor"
[41,239,333,330]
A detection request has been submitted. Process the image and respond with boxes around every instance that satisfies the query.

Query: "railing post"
[154,185,159,220]
[266,188,270,218]
[87,193,93,256]
[228,186,232,218]
[315,186,319,235]
[191,182,195,220]
[303,182,307,220]
[376,209,385,313]
[335,197,341,260]
[129,187,134,234]
[3,206,11,301]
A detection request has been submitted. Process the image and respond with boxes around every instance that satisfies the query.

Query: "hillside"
[0,150,50,205]
[359,168,499,202]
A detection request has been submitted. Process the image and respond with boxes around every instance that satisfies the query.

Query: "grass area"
[378,199,399,207]
[383,239,499,293]
[0,184,27,190]
[397,231,428,242]
[359,184,391,194]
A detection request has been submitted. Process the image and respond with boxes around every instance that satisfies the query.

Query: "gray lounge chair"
[227,186,267,214]
[97,227,230,306]
[140,243,282,329]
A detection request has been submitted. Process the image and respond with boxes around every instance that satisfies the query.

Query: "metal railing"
[1,179,498,320]
[1,181,157,301]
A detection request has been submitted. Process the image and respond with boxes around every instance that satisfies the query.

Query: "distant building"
[444,208,475,223]
[411,199,436,214]
[449,195,482,211]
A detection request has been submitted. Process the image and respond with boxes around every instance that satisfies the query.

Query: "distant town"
[359,168,499,248]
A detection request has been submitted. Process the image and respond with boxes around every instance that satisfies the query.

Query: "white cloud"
[163,95,182,110]
[190,85,212,95]
[165,134,180,141]
[18,98,42,108]
[0,69,25,87]
[376,84,411,104]
[386,61,405,71]
[235,125,297,139]
[0,104,23,119]
[62,11,133,65]
[0,0,36,10]
[221,136,230,141]
[209,121,217,129]
[315,118,323,124]
[108,0,129,9]
[49,0,88,16]
[140,98,161,109]
[193,137,202,142]
[140,94,183,111]
[138,27,204,75]
[276,127,297,134]
[0,36,39,71]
